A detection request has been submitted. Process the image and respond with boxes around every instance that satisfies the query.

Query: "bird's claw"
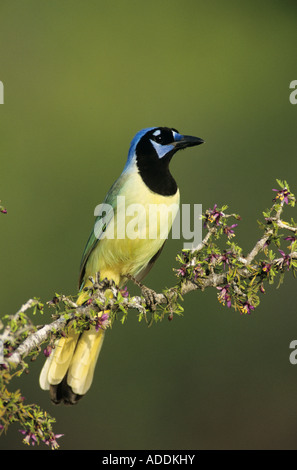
[141,286,158,312]
[126,274,158,311]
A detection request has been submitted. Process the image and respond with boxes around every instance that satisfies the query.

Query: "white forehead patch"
[172,130,178,139]
[153,129,161,137]
[172,130,182,142]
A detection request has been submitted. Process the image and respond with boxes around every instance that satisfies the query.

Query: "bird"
[39,126,204,404]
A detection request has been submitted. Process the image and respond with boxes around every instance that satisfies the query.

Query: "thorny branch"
[2,180,297,368]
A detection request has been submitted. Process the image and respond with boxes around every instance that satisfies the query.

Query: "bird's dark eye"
[152,129,163,143]
[151,128,174,145]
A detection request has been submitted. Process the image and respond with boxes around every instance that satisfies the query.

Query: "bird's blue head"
[123,126,204,195]
[124,127,204,172]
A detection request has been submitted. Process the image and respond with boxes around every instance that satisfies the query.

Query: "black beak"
[173,134,205,150]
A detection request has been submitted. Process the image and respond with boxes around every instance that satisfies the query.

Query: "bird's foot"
[126,274,158,311]
[141,286,158,312]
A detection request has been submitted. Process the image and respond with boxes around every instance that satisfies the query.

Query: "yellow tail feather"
[66,327,105,395]
[39,287,107,402]
[39,331,80,390]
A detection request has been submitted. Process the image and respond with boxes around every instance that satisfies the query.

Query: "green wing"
[78,172,129,289]
[78,207,113,289]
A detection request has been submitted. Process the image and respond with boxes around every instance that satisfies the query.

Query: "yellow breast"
[85,171,180,285]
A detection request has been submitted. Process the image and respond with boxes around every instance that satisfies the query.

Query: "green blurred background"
[1,0,297,450]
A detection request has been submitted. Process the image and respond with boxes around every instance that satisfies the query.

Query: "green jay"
[40,127,204,404]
